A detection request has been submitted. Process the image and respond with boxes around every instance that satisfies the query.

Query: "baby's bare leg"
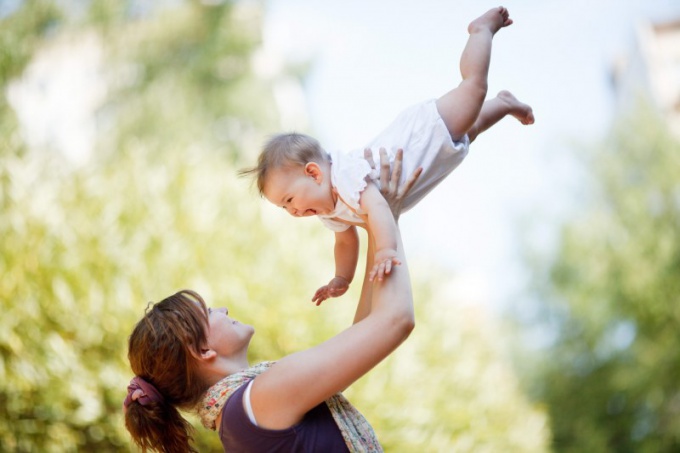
[467,90,534,142]
[436,7,512,141]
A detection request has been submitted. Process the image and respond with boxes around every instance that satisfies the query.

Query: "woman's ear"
[304,162,323,183]
[201,348,217,360]
[189,346,216,361]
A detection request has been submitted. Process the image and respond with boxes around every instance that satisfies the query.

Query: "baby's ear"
[304,162,323,182]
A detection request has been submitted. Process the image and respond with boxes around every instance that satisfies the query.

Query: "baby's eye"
[286,197,293,203]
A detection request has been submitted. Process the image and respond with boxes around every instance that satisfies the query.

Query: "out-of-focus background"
[1,0,678,451]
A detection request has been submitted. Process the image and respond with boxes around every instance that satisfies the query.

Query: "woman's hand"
[364,148,422,221]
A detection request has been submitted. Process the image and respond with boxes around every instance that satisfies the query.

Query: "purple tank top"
[219,382,350,452]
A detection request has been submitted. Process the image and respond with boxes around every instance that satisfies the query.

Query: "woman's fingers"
[400,166,422,197]
[379,148,390,188]
[364,148,376,169]
[390,149,403,194]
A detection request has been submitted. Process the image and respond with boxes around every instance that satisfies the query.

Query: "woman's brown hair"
[125,290,210,453]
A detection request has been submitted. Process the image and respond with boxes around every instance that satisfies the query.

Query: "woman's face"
[205,307,254,357]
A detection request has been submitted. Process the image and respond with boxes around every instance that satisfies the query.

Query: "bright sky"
[263,0,680,309]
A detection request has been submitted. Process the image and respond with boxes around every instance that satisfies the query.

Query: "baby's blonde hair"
[240,133,330,195]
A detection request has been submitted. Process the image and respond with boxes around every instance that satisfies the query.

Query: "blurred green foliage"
[0,0,62,84]
[350,266,549,452]
[525,105,680,452]
[1,1,548,451]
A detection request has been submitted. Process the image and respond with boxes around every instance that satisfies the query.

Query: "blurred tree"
[0,0,549,451]
[0,1,303,451]
[0,0,62,85]
[524,105,680,453]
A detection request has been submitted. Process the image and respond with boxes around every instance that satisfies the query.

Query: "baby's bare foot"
[468,6,513,35]
[498,90,535,125]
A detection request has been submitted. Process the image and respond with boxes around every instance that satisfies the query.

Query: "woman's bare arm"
[353,231,375,324]
[249,230,414,430]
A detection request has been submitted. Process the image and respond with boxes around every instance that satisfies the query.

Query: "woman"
[123,149,419,452]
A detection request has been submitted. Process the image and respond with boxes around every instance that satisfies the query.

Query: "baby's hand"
[311,276,350,306]
[369,248,401,282]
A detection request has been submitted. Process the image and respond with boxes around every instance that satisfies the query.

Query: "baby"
[242,7,534,305]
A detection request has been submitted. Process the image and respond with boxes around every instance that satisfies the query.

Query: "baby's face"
[262,164,335,217]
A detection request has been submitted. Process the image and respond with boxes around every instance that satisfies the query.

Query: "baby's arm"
[311,226,359,306]
[353,148,421,323]
[359,182,400,282]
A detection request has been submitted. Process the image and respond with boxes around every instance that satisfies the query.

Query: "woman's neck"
[203,356,250,387]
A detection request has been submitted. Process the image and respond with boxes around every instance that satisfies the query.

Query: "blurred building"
[611,16,680,137]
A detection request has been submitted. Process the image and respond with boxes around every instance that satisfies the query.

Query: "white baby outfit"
[318,99,470,232]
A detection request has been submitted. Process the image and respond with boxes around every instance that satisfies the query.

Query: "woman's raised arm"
[249,228,414,431]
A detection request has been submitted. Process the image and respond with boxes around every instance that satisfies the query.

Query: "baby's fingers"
[368,263,380,282]
[374,260,389,281]
[314,292,328,306]
[312,287,327,303]
[384,257,402,276]
[384,259,392,276]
